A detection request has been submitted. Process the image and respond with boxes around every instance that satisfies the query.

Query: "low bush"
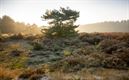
[98,39,120,53]
[79,33,103,45]
[0,76,12,80]
[10,33,24,40]
[30,41,43,50]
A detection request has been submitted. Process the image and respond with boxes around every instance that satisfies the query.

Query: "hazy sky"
[0,0,129,26]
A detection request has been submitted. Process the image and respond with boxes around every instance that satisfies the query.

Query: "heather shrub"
[79,33,103,45]
[30,40,43,50]
[102,56,127,69]
[32,42,43,50]
[98,39,120,53]
[0,76,12,80]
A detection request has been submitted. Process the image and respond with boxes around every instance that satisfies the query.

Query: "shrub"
[29,74,43,80]
[79,33,103,45]
[0,35,7,42]
[18,71,32,79]
[98,39,120,53]
[30,41,43,50]
[18,68,45,79]
[9,50,24,57]
[25,34,42,40]
[10,33,24,40]
[33,43,43,50]
[102,56,127,69]
[0,76,12,80]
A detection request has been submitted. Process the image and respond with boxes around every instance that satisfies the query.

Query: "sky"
[0,0,129,26]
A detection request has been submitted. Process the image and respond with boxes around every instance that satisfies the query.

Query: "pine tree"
[41,7,79,38]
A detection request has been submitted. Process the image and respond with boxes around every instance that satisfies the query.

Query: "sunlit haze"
[0,0,129,26]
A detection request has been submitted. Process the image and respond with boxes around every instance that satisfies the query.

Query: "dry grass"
[0,67,22,79]
[49,68,129,80]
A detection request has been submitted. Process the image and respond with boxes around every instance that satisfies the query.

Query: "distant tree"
[0,15,15,33]
[0,17,1,23]
[41,7,79,38]
[0,18,1,35]
[0,15,41,34]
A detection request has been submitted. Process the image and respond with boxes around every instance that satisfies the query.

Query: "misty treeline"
[0,15,129,35]
[78,20,129,32]
[0,15,41,34]
[95,20,129,28]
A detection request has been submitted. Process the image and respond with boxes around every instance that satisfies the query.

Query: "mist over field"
[78,20,129,32]
[0,15,42,34]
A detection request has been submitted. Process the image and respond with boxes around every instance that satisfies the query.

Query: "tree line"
[0,15,41,34]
